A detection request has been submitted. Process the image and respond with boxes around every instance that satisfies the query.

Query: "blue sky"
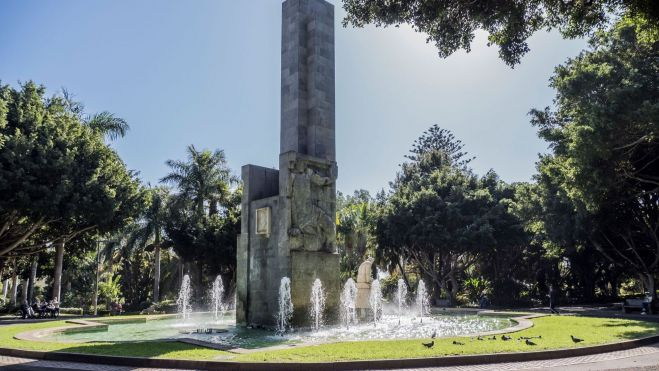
[0,1,587,195]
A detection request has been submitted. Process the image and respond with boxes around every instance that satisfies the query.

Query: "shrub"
[59,307,84,315]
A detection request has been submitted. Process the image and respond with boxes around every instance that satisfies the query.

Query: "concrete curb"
[1,334,659,370]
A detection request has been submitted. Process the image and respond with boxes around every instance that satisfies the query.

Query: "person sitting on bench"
[21,300,36,319]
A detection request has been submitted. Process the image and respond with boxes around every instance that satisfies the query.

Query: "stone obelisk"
[236,0,340,328]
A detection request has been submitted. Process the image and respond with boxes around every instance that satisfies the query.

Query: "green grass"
[0,319,227,360]
[0,315,657,362]
[231,316,659,362]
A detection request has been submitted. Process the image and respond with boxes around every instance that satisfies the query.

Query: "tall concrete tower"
[236,0,339,327]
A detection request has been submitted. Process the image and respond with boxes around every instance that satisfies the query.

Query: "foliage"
[530,21,659,296]
[0,81,142,262]
[126,186,170,302]
[375,127,525,305]
[162,145,240,295]
[342,0,659,66]
[98,273,123,305]
[59,307,84,315]
[460,277,492,305]
[336,190,376,281]
[60,252,95,309]
[405,125,474,168]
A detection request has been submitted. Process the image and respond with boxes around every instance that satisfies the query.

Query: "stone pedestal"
[290,251,340,326]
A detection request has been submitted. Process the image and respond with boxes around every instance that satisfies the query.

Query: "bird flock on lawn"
[421,331,586,348]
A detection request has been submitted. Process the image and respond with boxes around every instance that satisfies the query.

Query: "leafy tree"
[376,125,526,305]
[62,90,130,141]
[162,145,235,217]
[377,150,488,304]
[337,190,376,280]
[126,187,170,302]
[530,21,659,296]
[0,82,142,301]
[342,0,659,66]
[162,146,240,296]
[98,273,123,306]
[406,125,474,168]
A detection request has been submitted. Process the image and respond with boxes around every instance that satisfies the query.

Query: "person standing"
[549,285,559,314]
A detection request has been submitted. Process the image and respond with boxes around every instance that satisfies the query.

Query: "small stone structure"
[236,0,340,327]
[355,258,373,319]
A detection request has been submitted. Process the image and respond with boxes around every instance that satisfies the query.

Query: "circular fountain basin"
[46,312,514,349]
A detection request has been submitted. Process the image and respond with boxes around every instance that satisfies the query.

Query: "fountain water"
[209,275,225,321]
[369,279,383,325]
[176,274,192,320]
[395,279,407,324]
[340,278,358,329]
[276,277,294,334]
[416,280,429,323]
[309,278,325,331]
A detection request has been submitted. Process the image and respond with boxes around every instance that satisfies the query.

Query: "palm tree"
[85,111,129,140]
[161,145,235,217]
[62,89,129,140]
[125,187,169,302]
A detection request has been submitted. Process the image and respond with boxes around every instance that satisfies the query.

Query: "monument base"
[290,250,340,327]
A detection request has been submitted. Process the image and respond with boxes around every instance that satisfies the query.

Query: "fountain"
[340,278,358,329]
[395,279,407,324]
[176,274,192,320]
[369,279,383,325]
[416,280,429,323]
[310,278,325,331]
[209,275,225,321]
[276,277,294,334]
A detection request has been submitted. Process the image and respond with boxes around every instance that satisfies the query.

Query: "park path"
[1,343,659,370]
[392,343,659,370]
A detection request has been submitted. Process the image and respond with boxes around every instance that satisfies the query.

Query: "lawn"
[0,315,657,362]
[231,316,659,362]
[0,319,227,360]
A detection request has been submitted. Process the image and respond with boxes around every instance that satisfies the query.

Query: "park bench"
[623,296,657,314]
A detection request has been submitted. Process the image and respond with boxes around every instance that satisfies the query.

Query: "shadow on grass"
[49,340,207,358]
[597,319,659,340]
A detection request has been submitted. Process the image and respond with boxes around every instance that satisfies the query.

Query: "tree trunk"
[10,270,18,306]
[432,279,442,304]
[21,279,28,303]
[153,231,161,303]
[446,269,459,307]
[642,273,656,299]
[28,255,38,302]
[52,241,65,301]
[396,257,411,290]
[1,278,8,301]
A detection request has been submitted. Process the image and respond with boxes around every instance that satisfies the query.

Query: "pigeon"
[525,339,536,346]
[452,340,465,345]
[431,330,437,339]
[501,335,512,341]
[571,335,584,343]
[422,341,434,348]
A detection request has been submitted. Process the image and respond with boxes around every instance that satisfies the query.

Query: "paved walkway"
[0,355,180,370]
[1,344,658,370]
[390,343,659,370]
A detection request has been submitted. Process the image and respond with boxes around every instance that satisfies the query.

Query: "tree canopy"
[530,20,659,295]
[342,0,659,66]
[0,82,142,262]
